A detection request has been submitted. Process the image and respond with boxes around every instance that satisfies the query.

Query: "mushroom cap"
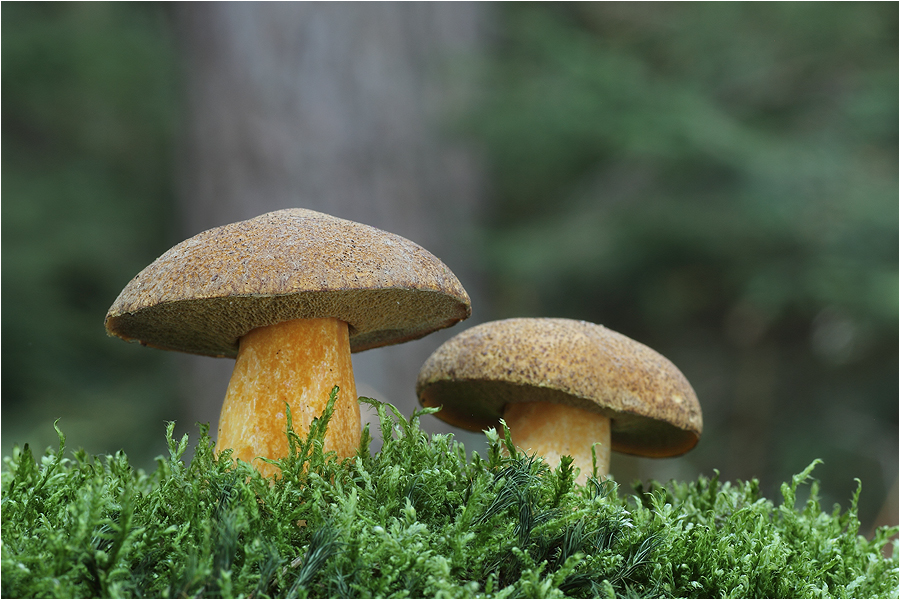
[105,208,471,357]
[416,318,702,458]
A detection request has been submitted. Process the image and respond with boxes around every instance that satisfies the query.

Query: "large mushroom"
[416,318,701,482]
[106,208,471,476]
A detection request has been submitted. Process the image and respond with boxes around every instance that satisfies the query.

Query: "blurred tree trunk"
[173,3,489,446]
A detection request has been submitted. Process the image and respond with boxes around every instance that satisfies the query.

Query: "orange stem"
[503,401,611,483]
[216,317,360,477]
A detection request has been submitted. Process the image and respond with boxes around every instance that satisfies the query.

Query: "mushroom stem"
[216,317,360,477]
[503,401,611,483]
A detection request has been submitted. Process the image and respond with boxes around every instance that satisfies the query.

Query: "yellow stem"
[216,317,360,477]
[503,401,611,483]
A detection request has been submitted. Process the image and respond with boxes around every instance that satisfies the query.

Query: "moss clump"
[2,389,897,598]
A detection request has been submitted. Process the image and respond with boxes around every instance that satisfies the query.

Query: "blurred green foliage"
[468,2,897,527]
[2,3,180,463]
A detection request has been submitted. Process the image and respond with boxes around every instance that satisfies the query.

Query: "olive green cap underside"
[107,288,468,357]
[105,208,471,357]
[419,378,699,457]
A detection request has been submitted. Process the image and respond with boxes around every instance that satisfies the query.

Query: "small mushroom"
[106,208,471,476]
[416,318,701,482]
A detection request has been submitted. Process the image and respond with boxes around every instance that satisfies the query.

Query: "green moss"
[2,389,897,598]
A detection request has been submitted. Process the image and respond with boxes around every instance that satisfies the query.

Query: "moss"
[2,389,897,598]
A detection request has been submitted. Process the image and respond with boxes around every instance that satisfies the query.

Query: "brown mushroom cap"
[105,209,472,357]
[416,318,702,458]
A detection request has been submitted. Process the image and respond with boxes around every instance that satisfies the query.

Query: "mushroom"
[416,318,701,482]
[106,208,471,476]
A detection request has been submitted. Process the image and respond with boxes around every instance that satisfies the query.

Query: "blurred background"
[3,3,896,536]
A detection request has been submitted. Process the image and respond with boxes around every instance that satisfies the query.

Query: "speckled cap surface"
[416,318,702,457]
[105,209,471,357]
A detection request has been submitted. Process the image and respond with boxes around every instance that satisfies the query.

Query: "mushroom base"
[216,317,360,477]
[503,402,611,483]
